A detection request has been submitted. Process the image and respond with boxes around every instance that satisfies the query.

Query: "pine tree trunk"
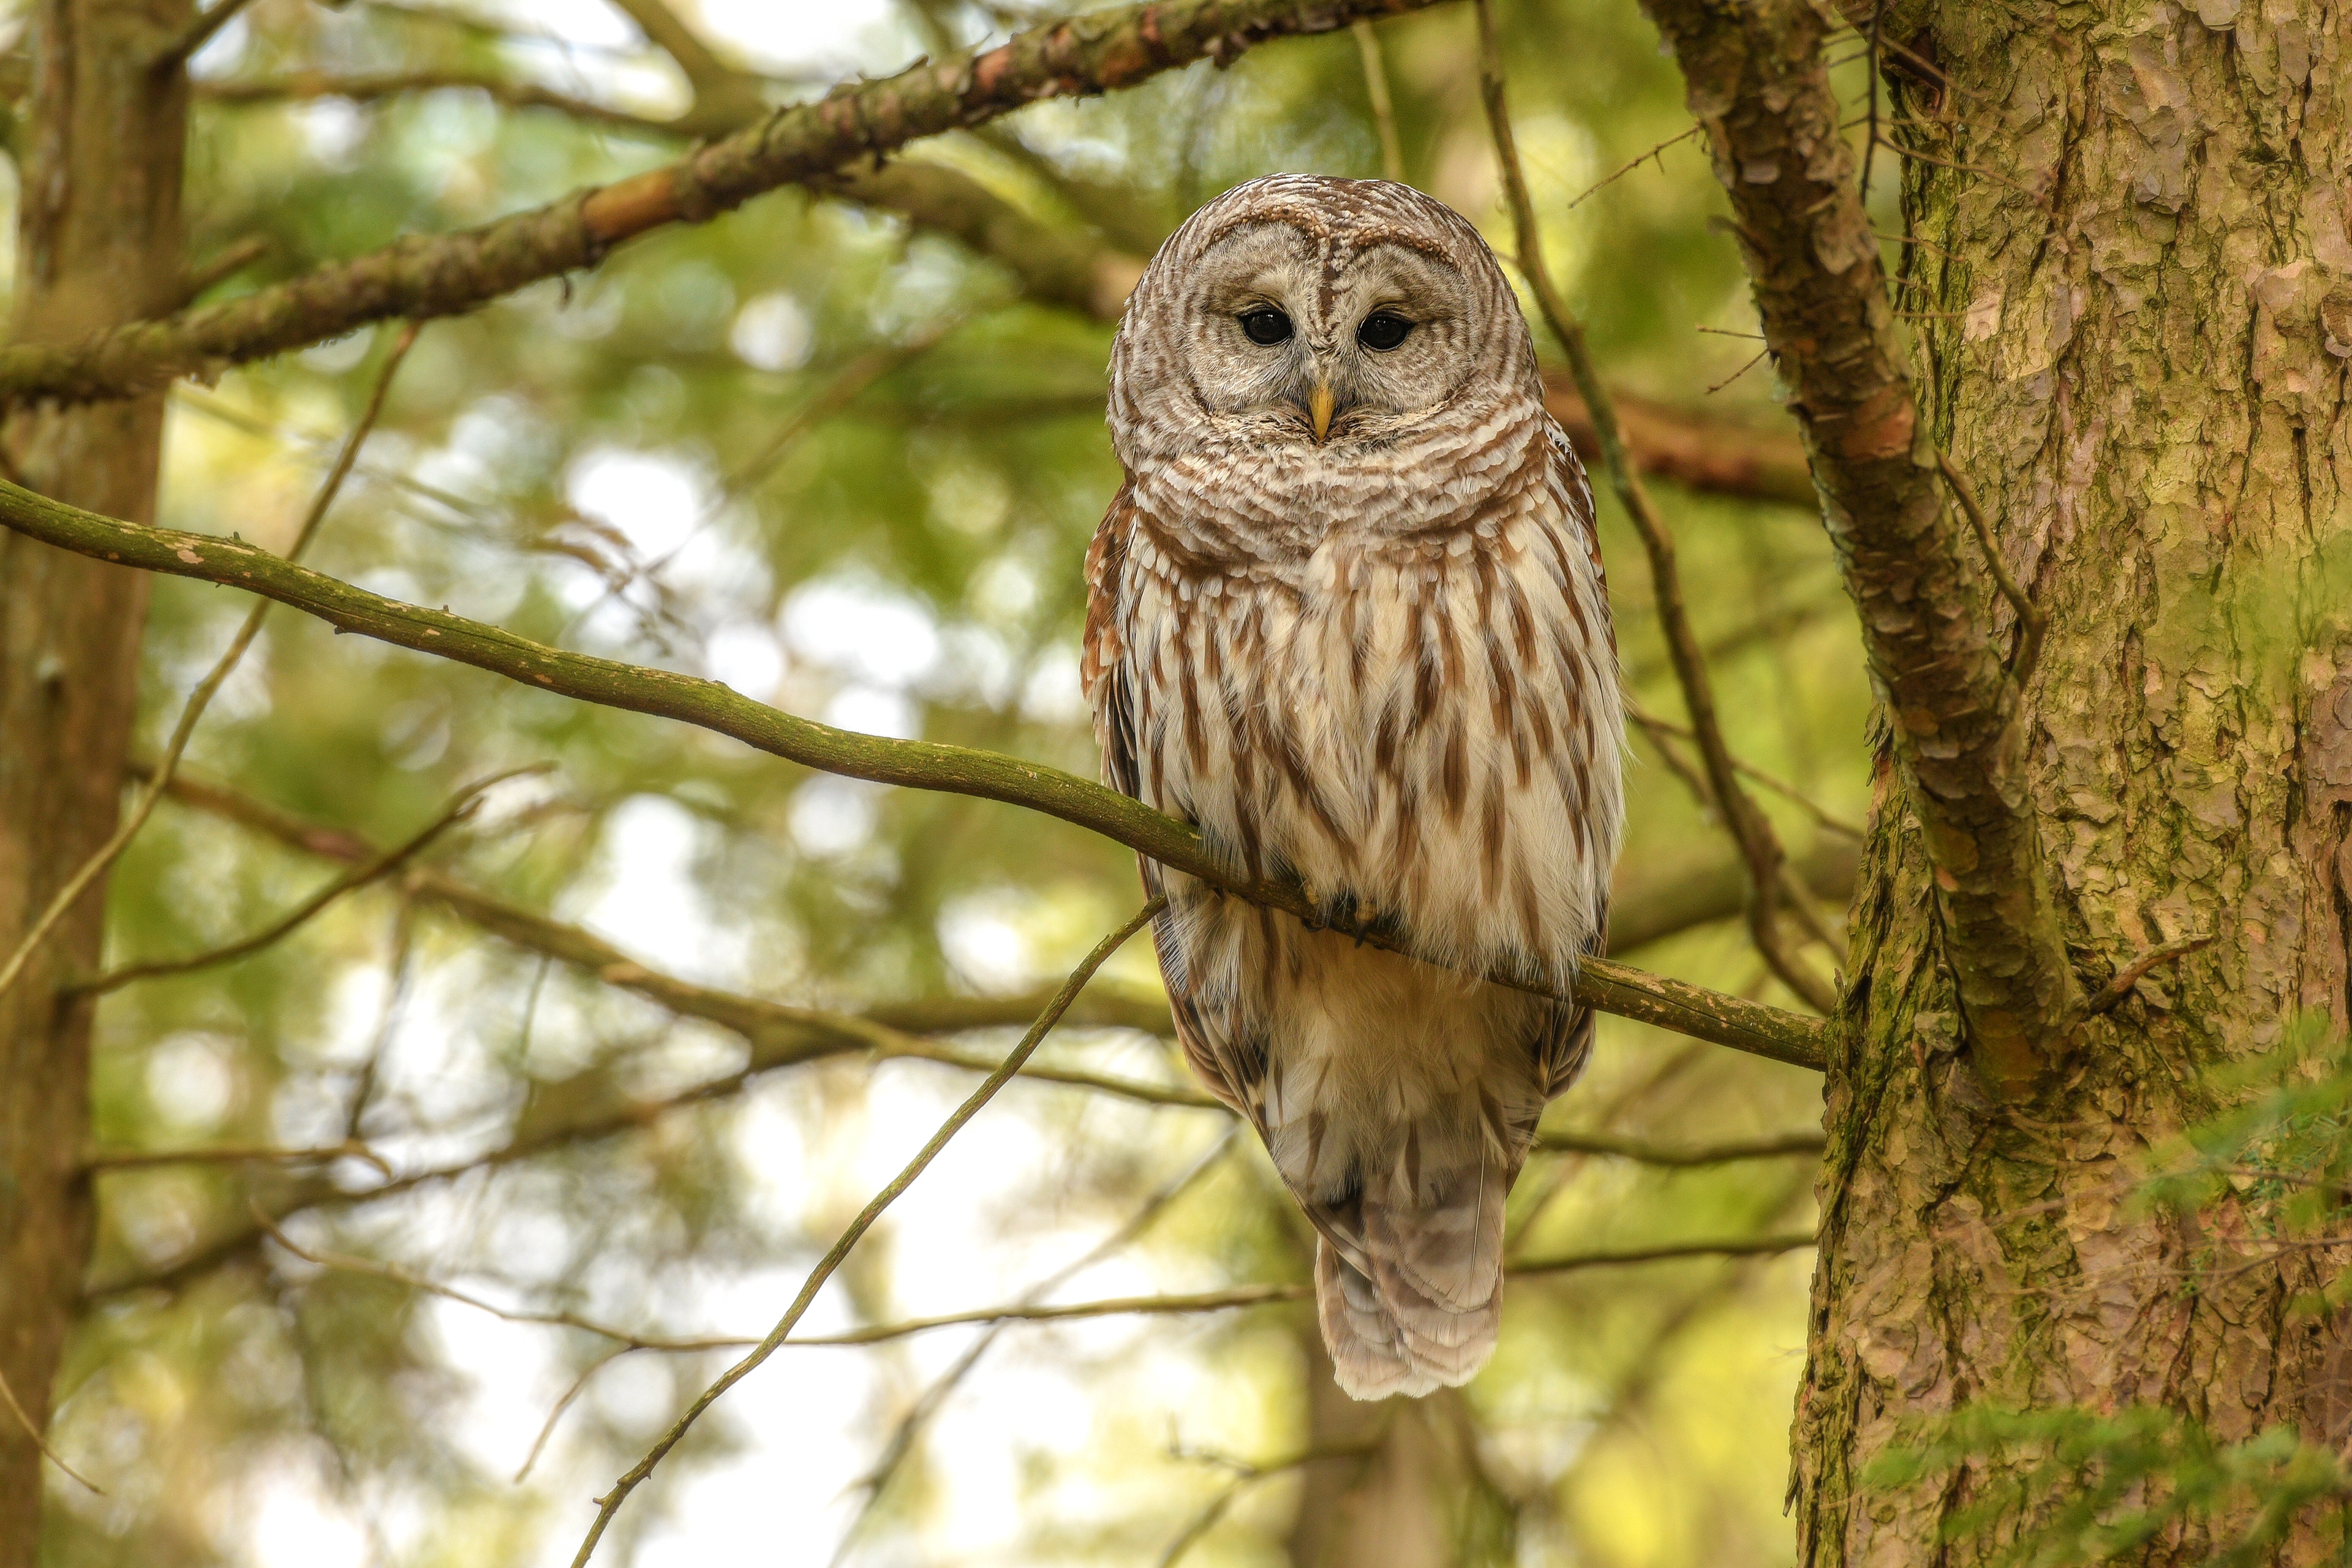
[1792,2,2352,1559]
[0,1,184,1558]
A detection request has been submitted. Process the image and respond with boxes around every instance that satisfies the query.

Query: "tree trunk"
[1287,1330,1457,1568]
[1793,2,2352,1559]
[0,0,183,1557]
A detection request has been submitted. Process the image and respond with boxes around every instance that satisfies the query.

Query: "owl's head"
[1108,175,1541,470]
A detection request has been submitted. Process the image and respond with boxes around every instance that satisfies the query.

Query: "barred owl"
[1082,175,1624,1399]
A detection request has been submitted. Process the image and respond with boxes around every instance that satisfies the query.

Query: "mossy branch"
[0,0,1449,404]
[0,480,1827,1071]
[1634,0,2082,1089]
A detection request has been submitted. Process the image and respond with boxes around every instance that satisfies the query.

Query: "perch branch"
[1635,0,2082,1088]
[1,488,1830,1069]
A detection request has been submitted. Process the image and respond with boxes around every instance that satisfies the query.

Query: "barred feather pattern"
[1084,176,1624,1399]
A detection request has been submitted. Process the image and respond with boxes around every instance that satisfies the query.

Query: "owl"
[1082,175,1624,1399]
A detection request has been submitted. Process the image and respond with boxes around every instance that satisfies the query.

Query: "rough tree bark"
[0,0,184,1558]
[1650,1,2352,1559]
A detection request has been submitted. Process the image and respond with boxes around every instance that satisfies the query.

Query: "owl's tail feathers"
[1310,1139,1509,1401]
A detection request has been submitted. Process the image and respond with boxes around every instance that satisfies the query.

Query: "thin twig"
[567,897,1167,1568]
[1705,347,1769,395]
[1156,1439,1382,1566]
[1858,0,1883,200]
[2081,934,2215,1019]
[1474,0,1835,1014]
[1567,124,1702,210]
[151,0,263,72]
[0,1363,102,1494]
[0,323,417,1007]
[88,1138,391,1179]
[254,1202,748,1352]
[1506,1229,1817,1274]
[70,764,539,995]
[1624,699,1864,837]
[1352,19,1406,182]
[513,1348,628,1484]
[1936,447,2047,688]
[826,1126,1241,1564]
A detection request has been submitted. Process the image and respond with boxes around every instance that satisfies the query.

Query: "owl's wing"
[1082,484,1142,801]
[1083,486,1259,1120]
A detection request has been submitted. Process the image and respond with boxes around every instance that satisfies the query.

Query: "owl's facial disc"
[1187,222,1480,449]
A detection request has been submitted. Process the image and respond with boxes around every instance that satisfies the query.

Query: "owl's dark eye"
[1357,312,1414,352]
[1238,308,1294,345]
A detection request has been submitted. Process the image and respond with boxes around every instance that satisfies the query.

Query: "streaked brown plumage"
[1084,175,1623,1398]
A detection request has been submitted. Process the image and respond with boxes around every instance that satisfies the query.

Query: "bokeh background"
[40,0,1885,1561]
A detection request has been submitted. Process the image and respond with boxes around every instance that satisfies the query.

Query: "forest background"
[4,0,1889,1562]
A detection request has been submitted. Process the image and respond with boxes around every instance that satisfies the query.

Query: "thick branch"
[1636,0,2079,1087]
[0,0,1449,404]
[10,487,1828,1068]
[1540,380,1814,509]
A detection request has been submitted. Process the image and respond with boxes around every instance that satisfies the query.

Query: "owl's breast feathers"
[1084,421,1623,993]
[1084,417,1624,1400]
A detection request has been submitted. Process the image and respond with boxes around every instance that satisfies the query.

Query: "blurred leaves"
[39,0,1873,1563]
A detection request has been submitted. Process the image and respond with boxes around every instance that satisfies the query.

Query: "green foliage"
[1870,1020,2352,1567]
[1871,1404,2347,1568]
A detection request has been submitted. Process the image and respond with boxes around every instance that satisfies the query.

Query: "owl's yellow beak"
[1308,381,1335,443]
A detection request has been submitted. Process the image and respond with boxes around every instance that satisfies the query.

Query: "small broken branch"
[2080,933,2214,1019]
[1937,447,2047,688]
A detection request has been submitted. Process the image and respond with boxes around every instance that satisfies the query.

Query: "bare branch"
[0,324,415,1005]
[1506,1230,1817,1275]
[197,71,684,135]
[0,1365,100,1495]
[68,765,535,996]
[253,1202,748,1354]
[1635,0,2084,1088]
[567,898,1165,1568]
[827,1129,1240,1561]
[1531,1129,1825,1166]
[1,0,1453,403]
[86,1139,390,1177]
[4,489,1830,1069]
[1351,19,1404,182]
[1542,379,1816,508]
[1624,699,1864,840]
[1475,0,1834,1014]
